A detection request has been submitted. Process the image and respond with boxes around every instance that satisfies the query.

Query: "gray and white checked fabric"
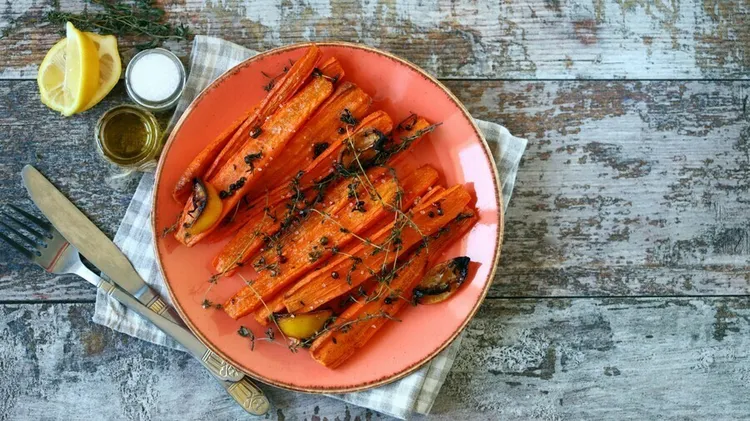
[93,36,527,420]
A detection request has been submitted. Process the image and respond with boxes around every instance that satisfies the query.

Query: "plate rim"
[151,41,504,393]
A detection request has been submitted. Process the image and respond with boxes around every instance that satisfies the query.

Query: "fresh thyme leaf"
[46,0,191,49]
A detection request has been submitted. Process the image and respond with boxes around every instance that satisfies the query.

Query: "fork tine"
[3,212,48,240]
[0,231,35,258]
[8,204,53,234]
[0,220,40,248]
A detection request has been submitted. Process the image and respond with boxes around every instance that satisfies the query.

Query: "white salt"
[130,53,180,102]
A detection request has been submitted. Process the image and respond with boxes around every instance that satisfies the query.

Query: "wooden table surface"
[1,1,749,420]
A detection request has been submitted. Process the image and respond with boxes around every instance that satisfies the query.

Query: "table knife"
[21,165,245,383]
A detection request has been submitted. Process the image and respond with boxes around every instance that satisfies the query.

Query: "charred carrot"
[283,184,472,313]
[309,209,477,368]
[204,45,322,179]
[174,77,334,246]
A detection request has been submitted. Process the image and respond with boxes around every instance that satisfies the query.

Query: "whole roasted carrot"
[309,209,478,368]
[174,76,334,246]
[173,45,322,199]
[283,184,472,313]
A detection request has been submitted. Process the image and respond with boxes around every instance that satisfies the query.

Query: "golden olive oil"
[96,105,161,167]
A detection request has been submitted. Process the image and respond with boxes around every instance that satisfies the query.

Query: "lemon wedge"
[80,33,121,112]
[38,22,111,116]
[63,22,99,115]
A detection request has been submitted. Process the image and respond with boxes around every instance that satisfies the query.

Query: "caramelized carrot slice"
[204,45,322,179]
[173,114,248,200]
[309,209,477,368]
[222,166,440,319]
[175,77,334,246]
[204,107,389,242]
[283,185,472,313]
[242,82,372,202]
[309,252,428,368]
[174,46,321,199]
[318,57,345,82]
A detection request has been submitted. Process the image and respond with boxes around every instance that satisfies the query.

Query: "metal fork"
[0,205,270,416]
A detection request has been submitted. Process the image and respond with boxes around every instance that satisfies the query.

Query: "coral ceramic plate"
[153,42,502,392]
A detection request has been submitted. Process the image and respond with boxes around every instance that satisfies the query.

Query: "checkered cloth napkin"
[93,36,527,419]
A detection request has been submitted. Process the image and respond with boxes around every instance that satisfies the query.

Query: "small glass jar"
[125,48,186,112]
[96,104,162,169]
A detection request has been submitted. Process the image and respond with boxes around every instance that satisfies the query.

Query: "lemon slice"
[63,22,99,115]
[37,38,69,113]
[38,30,121,115]
[80,33,121,112]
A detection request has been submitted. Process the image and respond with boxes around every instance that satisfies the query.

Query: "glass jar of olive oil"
[95,104,162,168]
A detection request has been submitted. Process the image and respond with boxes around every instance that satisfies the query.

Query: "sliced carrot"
[175,77,334,246]
[204,45,322,179]
[318,57,345,82]
[283,184,472,313]
[309,209,477,368]
[222,165,439,319]
[241,82,372,203]
[386,114,435,170]
[173,46,321,199]
[223,168,394,319]
[172,114,248,201]
[252,291,287,326]
[309,252,428,368]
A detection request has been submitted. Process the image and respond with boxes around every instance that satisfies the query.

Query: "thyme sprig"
[46,0,191,50]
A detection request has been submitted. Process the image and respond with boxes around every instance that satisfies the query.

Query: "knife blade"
[21,165,244,382]
[22,165,172,316]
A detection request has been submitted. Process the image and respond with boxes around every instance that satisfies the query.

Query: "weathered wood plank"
[441,79,750,297]
[2,298,750,420]
[1,80,748,300]
[0,0,748,79]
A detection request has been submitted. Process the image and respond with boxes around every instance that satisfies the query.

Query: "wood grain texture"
[0,0,748,79]
[2,298,750,420]
[1,80,749,300]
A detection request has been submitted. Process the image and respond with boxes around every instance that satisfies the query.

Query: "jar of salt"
[125,48,186,112]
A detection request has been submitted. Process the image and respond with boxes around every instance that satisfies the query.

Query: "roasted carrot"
[222,165,440,319]
[241,82,372,203]
[174,76,334,246]
[385,114,435,170]
[173,46,321,199]
[309,209,477,368]
[223,168,395,319]
[318,57,345,82]
[283,184,472,313]
[204,45,323,179]
[211,189,315,276]
[252,290,287,325]
[172,113,248,200]
[309,252,428,368]
[204,105,385,242]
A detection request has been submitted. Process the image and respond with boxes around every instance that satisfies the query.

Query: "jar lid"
[125,48,186,112]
